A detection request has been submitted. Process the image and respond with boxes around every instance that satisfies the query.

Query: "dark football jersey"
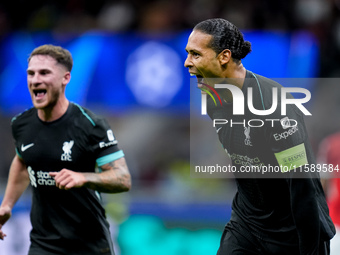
[207,71,335,253]
[11,102,124,255]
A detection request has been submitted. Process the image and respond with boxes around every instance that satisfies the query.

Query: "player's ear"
[218,49,231,65]
[63,72,71,85]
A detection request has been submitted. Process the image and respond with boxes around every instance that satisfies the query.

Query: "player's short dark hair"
[194,18,252,60]
[28,44,73,71]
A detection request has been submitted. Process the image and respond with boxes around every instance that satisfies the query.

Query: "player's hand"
[49,169,86,190]
[0,205,11,240]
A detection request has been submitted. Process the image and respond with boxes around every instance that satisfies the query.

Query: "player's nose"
[30,73,42,85]
[184,55,192,68]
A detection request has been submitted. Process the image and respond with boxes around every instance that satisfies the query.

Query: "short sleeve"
[86,115,124,167]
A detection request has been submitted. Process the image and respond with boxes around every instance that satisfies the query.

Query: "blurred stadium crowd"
[0,0,340,76]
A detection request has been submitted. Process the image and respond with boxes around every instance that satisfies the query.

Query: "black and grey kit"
[207,71,335,255]
[12,102,124,255]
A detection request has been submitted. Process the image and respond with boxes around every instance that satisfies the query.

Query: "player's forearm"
[83,171,131,193]
[84,157,131,193]
[1,156,29,210]
[290,178,320,254]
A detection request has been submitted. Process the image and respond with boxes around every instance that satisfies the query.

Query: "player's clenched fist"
[0,205,11,240]
[49,169,86,190]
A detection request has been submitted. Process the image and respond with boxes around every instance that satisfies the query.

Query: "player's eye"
[192,52,200,57]
[40,70,48,75]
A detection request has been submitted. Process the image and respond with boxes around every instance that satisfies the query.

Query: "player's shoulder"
[249,71,295,102]
[248,71,283,91]
[70,102,107,128]
[247,71,300,115]
[11,107,36,126]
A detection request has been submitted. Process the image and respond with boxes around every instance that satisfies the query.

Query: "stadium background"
[0,0,340,254]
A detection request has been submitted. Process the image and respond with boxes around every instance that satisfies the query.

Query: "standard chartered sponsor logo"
[244,126,252,146]
[37,171,56,186]
[27,166,37,188]
[273,126,298,141]
[27,166,55,187]
[229,153,263,167]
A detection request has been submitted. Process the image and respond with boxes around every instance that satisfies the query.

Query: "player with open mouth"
[185,18,335,255]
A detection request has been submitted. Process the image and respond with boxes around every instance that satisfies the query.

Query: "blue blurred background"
[0,0,340,254]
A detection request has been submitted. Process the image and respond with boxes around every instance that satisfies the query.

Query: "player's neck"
[37,98,70,122]
[224,63,246,88]
[219,64,246,103]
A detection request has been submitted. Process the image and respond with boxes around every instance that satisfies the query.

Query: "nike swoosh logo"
[216,127,222,133]
[21,143,34,152]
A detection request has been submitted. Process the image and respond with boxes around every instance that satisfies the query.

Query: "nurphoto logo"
[200,83,311,116]
[199,82,311,128]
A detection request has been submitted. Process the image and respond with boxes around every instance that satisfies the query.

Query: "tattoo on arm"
[84,157,131,193]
